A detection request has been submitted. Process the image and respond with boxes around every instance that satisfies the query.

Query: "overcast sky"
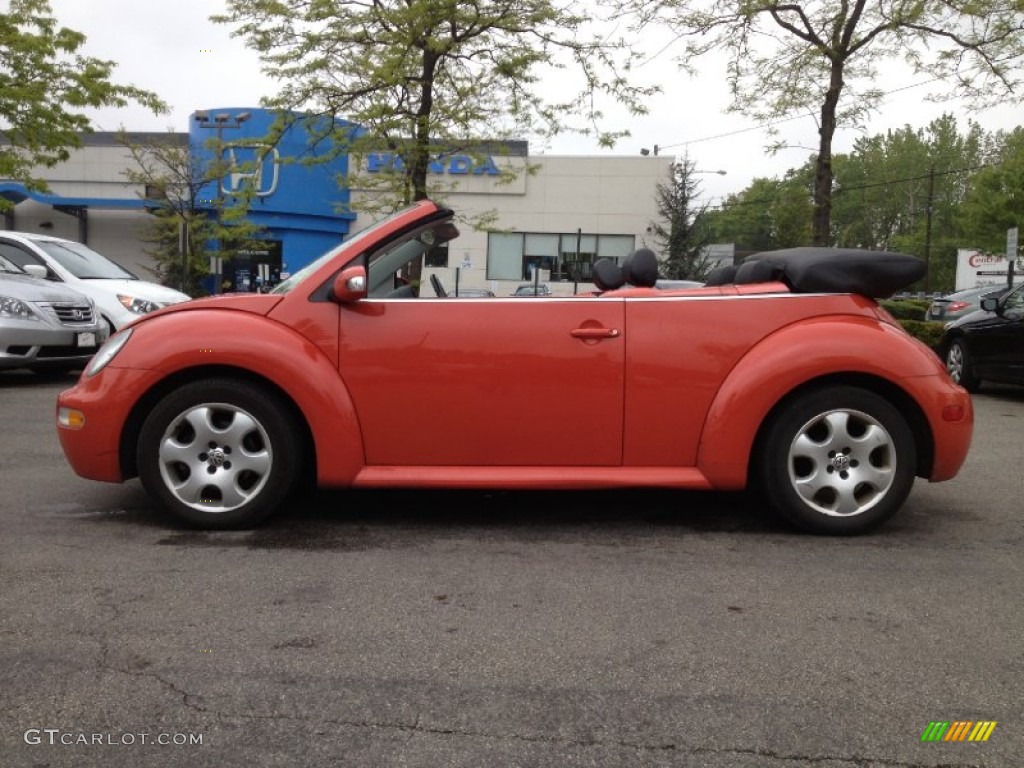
[46,0,1023,206]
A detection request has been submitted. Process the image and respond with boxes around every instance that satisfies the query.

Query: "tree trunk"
[405,51,438,294]
[812,60,844,246]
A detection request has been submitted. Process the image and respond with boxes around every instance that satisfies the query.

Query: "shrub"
[880,299,927,321]
[898,320,944,350]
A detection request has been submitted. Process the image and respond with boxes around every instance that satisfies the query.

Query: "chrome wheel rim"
[157,403,272,513]
[787,408,897,517]
[946,343,964,383]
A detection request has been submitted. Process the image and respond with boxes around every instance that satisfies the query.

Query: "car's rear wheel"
[137,379,300,528]
[757,386,916,535]
[946,338,980,393]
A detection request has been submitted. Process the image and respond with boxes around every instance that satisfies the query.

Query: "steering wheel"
[430,274,448,298]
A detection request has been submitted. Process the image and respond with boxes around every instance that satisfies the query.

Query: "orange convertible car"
[56,201,972,534]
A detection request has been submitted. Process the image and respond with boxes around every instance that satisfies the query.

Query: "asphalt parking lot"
[1,371,1022,767]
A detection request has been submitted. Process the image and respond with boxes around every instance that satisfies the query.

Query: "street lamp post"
[193,110,251,294]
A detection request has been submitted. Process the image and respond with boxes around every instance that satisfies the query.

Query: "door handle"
[570,327,620,340]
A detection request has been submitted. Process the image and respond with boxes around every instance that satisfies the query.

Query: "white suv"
[0,232,190,331]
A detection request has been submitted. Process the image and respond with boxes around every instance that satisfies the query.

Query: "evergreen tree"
[650,158,717,280]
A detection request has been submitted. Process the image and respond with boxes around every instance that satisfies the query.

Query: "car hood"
[0,272,92,303]
[86,278,191,304]
[132,293,284,325]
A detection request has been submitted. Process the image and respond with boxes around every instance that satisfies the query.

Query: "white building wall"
[3,142,153,271]
[353,155,672,295]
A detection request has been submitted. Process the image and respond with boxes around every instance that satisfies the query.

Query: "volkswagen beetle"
[56,201,972,534]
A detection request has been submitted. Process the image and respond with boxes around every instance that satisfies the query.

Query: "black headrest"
[734,259,779,284]
[592,258,625,292]
[705,264,738,286]
[623,248,659,287]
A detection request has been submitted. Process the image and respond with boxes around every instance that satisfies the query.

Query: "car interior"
[365,220,461,298]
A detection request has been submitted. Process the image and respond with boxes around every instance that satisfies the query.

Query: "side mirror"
[22,264,48,279]
[980,297,999,313]
[331,265,368,303]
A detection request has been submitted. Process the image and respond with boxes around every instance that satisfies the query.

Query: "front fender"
[112,309,364,486]
[697,317,949,489]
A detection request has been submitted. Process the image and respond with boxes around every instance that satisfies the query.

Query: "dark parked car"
[940,282,1024,392]
[927,285,1009,322]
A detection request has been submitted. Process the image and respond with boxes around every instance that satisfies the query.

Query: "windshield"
[36,240,136,280]
[272,204,424,296]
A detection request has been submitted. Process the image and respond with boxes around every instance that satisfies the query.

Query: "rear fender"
[697,317,943,489]
[113,310,364,485]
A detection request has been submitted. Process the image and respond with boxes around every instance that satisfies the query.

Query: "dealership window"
[487,232,524,280]
[523,233,559,280]
[487,232,636,281]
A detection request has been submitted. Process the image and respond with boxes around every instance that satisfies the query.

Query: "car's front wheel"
[945,338,980,392]
[757,386,916,535]
[137,379,300,528]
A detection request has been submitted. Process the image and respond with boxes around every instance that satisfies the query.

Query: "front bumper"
[56,366,158,482]
[0,320,108,370]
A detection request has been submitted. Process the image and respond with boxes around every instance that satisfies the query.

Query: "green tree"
[705,169,813,254]
[214,0,654,290]
[616,0,1023,245]
[706,178,781,254]
[120,132,265,297]
[650,158,717,280]
[959,127,1024,256]
[771,165,815,247]
[0,0,165,206]
[831,114,986,291]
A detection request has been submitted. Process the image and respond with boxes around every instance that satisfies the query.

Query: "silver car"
[0,254,108,373]
[927,285,1010,323]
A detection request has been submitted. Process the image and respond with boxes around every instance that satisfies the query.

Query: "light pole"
[193,110,251,293]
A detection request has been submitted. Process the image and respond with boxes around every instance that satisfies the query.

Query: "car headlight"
[86,328,133,377]
[118,294,161,314]
[0,295,42,322]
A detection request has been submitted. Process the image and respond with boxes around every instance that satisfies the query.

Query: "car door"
[337,296,625,466]
[980,285,1024,382]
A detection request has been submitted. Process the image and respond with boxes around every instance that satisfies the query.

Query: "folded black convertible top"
[712,247,926,298]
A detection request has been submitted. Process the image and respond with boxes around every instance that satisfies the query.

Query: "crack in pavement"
[137,707,985,767]
[75,591,990,768]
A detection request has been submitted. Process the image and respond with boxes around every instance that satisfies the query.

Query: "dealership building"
[0,108,674,294]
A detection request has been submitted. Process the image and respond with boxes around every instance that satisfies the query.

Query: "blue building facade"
[190,107,358,289]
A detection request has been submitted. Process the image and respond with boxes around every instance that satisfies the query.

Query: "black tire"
[137,378,300,529]
[945,338,980,393]
[756,386,916,535]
